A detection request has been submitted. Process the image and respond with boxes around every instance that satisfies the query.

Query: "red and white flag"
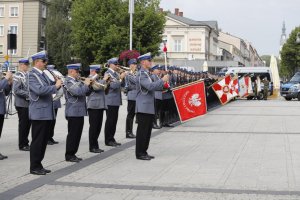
[211,75,233,105]
[238,76,248,97]
[247,77,253,94]
[163,43,167,53]
[172,81,207,122]
[229,77,239,98]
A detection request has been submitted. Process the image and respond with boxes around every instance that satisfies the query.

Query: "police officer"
[135,53,169,160]
[28,51,62,175]
[125,58,137,138]
[46,65,60,145]
[64,63,91,162]
[104,58,126,147]
[151,65,163,129]
[0,71,12,160]
[161,67,174,127]
[13,58,31,151]
[87,64,109,153]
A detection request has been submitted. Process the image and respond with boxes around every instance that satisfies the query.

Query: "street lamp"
[129,0,135,50]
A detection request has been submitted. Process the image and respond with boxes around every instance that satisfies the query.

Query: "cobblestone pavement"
[1,98,300,200]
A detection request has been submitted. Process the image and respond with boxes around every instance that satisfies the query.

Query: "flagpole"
[163,42,167,70]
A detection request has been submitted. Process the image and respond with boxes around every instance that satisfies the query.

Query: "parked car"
[280,72,300,101]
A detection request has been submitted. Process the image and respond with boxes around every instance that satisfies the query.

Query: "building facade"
[159,8,264,73]
[0,0,48,68]
[159,8,219,72]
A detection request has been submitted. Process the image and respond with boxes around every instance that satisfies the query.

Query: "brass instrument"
[78,75,109,91]
[0,71,14,80]
[44,69,65,101]
[117,66,131,74]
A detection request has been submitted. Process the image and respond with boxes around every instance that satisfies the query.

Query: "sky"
[160,0,300,56]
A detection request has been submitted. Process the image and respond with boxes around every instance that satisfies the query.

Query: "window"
[40,41,45,50]
[0,6,4,17]
[42,4,47,18]
[0,25,4,36]
[9,25,18,34]
[41,24,46,37]
[10,6,18,17]
[0,45,3,55]
[173,39,182,52]
[10,49,17,55]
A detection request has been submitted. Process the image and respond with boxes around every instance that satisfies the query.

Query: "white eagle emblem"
[188,93,201,107]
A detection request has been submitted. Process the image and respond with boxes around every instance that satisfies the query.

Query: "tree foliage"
[280,26,300,78]
[71,0,165,67]
[45,0,72,74]
[260,55,271,67]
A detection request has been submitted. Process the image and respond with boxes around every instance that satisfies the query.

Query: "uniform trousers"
[65,117,84,159]
[126,100,136,134]
[135,113,154,157]
[161,99,170,125]
[49,109,58,141]
[104,106,119,144]
[16,107,31,148]
[30,120,51,170]
[88,109,104,150]
[0,114,4,138]
[154,99,163,125]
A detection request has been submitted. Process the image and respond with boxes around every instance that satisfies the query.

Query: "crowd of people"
[0,51,218,175]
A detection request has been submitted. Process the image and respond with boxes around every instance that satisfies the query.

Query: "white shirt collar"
[33,67,43,74]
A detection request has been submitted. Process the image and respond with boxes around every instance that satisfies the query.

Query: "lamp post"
[129,0,134,50]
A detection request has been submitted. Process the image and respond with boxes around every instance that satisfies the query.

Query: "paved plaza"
[1,97,300,199]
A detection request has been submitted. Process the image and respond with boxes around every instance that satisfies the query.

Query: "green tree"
[71,0,165,67]
[45,0,72,74]
[260,55,271,67]
[280,26,300,78]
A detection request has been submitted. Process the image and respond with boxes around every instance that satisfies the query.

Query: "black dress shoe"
[47,140,54,145]
[147,154,155,159]
[136,155,151,160]
[0,153,8,160]
[126,133,136,139]
[114,141,121,146]
[90,148,104,153]
[41,168,51,173]
[163,124,174,127]
[75,156,83,161]
[106,141,118,147]
[30,169,46,175]
[66,157,81,162]
[50,139,59,144]
[19,146,30,151]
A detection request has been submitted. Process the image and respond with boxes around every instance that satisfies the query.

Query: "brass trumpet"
[117,66,131,74]
[79,75,109,91]
[0,71,15,82]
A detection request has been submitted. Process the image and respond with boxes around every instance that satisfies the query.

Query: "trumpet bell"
[91,81,106,91]
[44,69,65,101]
